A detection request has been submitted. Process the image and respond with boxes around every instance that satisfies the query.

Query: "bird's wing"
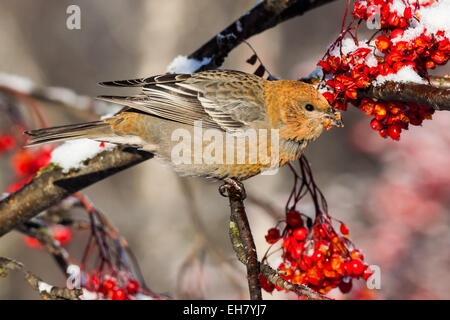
[98,70,268,131]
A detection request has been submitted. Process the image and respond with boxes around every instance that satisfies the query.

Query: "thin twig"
[259,263,331,300]
[219,178,262,300]
[0,257,82,300]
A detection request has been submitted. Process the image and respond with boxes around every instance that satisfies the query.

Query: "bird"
[25,69,342,180]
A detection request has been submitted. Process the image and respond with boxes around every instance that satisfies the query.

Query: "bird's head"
[278,81,343,142]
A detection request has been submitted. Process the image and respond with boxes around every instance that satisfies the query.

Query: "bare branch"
[0,257,82,300]
[219,178,262,300]
[358,80,450,111]
[260,263,331,300]
[190,0,337,70]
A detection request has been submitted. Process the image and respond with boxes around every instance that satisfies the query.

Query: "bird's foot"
[219,178,246,200]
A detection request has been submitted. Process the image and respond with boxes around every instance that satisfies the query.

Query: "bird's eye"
[305,104,315,111]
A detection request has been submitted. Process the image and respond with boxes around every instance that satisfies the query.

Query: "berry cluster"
[11,146,53,177]
[317,0,448,140]
[85,274,140,300]
[263,210,372,294]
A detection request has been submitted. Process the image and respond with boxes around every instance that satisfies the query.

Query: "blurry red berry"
[362,266,373,280]
[259,274,275,293]
[339,279,353,293]
[388,124,401,140]
[350,259,365,276]
[0,134,15,152]
[50,225,72,245]
[293,228,308,241]
[339,223,349,235]
[286,210,302,228]
[370,119,383,131]
[24,236,43,249]
[126,280,139,295]
[265,228,281,244]
[113,288,127,300]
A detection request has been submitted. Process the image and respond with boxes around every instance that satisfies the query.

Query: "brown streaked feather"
[98,70,268,132]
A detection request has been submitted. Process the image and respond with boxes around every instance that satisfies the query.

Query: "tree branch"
[358,79,450,111]
[0,257,82,300]
[190,0,337,70]
[259,264,331,300]
[219,178,262,300]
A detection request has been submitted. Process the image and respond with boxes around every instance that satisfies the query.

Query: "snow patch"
[0,72,35,93]
[38,281,53,294]
[374,65,426,85]
[166,55,212,74]
[419,0,450,38]
[79,288,98,300]
[50,139,115,173]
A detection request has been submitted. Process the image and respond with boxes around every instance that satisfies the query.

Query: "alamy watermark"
[170,121,281,175]
[66,5,81,30]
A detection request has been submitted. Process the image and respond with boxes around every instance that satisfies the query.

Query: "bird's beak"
[323,109,344,130]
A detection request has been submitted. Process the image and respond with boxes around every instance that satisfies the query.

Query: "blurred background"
[0,0,448,299]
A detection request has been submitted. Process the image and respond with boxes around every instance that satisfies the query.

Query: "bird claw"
[219,178,247,200]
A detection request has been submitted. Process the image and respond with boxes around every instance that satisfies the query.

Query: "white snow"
[391,0,407,16]
[365,51,379,67]
[419,0,450,38]
[50,138,115,173]
[0,72,35,93]
[45,87,91,110]
[374,65,426,85]
[38,281,53,294]
[79,288,98,300]
[393,0,450,43]
[166,55,212,74]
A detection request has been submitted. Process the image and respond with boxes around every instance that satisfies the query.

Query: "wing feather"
[98,70,268,131]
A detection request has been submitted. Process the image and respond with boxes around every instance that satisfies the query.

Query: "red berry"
[0,135,15,152]
[388,124,401,140]
[350,259,365,276]
[24,236,43,249]
[362,266,373,280]
[300,255,312,271]
[339,223,349,235]
[339,279,353,294]
[113,288,127,300]
[101,279,116,295]
[311,250,324,262]
[259,274,275,293]
[50,225,72,245]
[265,228,281,244]
[293,228,308,241]
[387,12,399,26]
[431,51,447,65]
[403,7,412,19]
[286,210,302,228]
[370,119,383,131]
[390,29,404,40]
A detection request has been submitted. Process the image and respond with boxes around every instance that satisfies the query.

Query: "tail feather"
[25,121,112,147]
